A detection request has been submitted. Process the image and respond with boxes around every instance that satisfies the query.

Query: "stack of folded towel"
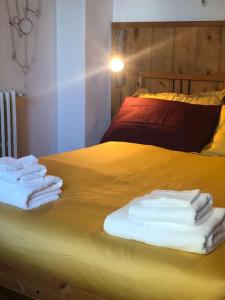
[104,189,225,254]
[0,155,63,210]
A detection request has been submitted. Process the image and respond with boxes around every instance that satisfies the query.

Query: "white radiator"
[0,91,19,158]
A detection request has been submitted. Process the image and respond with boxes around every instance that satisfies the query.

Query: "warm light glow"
[110,56,124,72]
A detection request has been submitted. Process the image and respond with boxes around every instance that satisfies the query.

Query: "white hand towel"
[0,155,38,171]
[0,175,63,210]
[34,181,63,197]
[0,164,47,183]
[104,205,225,254]
[140,189,201,208]
[129,193,213,226]
[26,189,62,210]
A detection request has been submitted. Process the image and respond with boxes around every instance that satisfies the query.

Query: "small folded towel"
[139,189,201,208]
[104,205,225,254]
[0,164,47,183]
[129,193,213,226]
[0,175,63,210]
[0,155,38,171]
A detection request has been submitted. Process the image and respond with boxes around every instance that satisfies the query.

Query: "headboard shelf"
[138,72,225,95]
[111,21,225,117]
[138,72,225,83]
[112,21,225,29]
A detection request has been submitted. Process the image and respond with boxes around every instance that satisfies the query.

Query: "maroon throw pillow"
[101,97,221,152]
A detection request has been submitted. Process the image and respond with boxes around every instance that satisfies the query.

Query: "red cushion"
[101,97,221,152]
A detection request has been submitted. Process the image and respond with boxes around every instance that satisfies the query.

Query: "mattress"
[0,141,225,300]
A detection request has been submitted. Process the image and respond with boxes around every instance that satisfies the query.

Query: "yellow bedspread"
[0,142,225,300]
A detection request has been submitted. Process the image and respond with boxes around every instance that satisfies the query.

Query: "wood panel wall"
[111,21,225,117]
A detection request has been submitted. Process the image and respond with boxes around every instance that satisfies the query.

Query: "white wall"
[25,0,57,157]
[0,0,58,157]
[0,0,113,156]
[85,0,113,146]
[0,1,24,92]
[57,0,113,152]
[56,0,86,153]
[113,0,225,22]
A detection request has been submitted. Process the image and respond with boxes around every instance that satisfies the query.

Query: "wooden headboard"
[111,21,225,117]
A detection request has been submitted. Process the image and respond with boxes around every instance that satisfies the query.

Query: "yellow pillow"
[202,105,225,156]
[132,88,149,97]
[137,90,225,106]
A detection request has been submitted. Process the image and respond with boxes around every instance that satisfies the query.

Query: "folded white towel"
[129,193,213,226]
[27,189,62,210]
[0,175,63,210]
[104,205,225,254]
[140,189,201,208]
[0,155,38,171]
[0,164,47,183]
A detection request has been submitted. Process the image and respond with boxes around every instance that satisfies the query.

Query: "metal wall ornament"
[201,0,208,7]
[5,0,42,74]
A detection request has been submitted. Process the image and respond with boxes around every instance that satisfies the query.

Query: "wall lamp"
[110,55,125,73]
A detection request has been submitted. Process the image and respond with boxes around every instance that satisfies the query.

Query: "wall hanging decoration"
[5,0,42,74]
[201,0,207,7]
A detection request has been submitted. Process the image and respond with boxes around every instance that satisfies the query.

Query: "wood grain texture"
[190,81,220,94]
[0,263,107,300]
[139,72,225,81]
[196,27,222,75]
[125,28,152,71]
[190,26,222,93]
[220,27,225,75]
[138,72,225,94]
[123,28,152,98]
[112,21,225,29]
[111,21,225,117]
[173,80,182,93]
[0,287,30,300]
[173,27,197,74]
[150,27,174,92]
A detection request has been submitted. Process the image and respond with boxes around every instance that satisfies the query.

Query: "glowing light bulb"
[110,56,124,73]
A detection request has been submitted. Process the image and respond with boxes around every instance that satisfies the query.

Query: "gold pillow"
[202,105,225,156]
[132,88,149,97]
[137,89,225,106]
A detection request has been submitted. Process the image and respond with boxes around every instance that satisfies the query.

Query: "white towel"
[0,164,47,183]
[129,193,213,226]
[26,189,62,210]
[0,175,63,210]
[140,189,201,208]
[0,155,38,171]
[104,205,225,254]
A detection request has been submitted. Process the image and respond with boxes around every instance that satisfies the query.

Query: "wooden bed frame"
[0,262,105,300]
[111,21,225,117]
[1,20,225,300]
[138,72,225,93]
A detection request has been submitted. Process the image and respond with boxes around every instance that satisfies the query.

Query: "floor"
[0,287,31,300]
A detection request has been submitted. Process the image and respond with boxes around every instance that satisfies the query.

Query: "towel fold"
[139,189,201,208]
[26,189,62,210]
[0,175,63,210]
[129,193,213,226]
[104,205,225,254]
[0,155,38,171]
[0,164,47,183]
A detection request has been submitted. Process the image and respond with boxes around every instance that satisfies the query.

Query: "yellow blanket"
[0,142,225,300]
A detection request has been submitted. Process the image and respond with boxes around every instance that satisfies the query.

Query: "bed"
[1,21,225,300]
[1,142,225,300]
